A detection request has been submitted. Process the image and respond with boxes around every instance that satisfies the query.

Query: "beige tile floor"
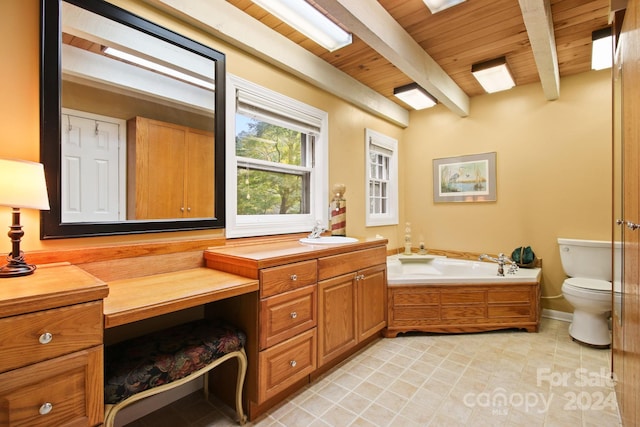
[124,318,622,427]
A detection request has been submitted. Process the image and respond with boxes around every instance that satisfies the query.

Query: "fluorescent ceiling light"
[423,0,466,14]
[592,27,613,70]
[251,0,352,52]
[104,47,214,91]
[471,57,515,93]
[393,83,437,110]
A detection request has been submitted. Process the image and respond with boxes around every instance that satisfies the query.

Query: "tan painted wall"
[1,1,612,312]
[402,70,612,312]
[0,0,403,252]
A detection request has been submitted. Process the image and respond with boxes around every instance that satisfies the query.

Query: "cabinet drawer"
[261,260,317,298]
[0,346,103,427]
[260,285,317,350]
[258,328,316,402]
[0,301,103,373]
[318,246,386,280]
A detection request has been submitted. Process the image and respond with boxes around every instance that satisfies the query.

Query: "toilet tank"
[557,238,615,281]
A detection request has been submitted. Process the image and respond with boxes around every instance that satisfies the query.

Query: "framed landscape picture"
[433,152,496,203]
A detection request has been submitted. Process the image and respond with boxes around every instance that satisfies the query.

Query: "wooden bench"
[104,319,247,426]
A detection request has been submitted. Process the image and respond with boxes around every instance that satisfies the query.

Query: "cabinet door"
[357,264,387,341]
[318,273,356,367]
[128,117,187,219]
[146,120,187,219]
[185,128,214,218]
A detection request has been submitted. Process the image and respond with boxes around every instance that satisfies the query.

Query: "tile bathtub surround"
[125,318,621,427]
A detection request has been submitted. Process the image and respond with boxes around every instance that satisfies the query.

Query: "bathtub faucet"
[479,253,518,277]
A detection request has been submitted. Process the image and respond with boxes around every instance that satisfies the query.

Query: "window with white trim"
[226,75,328,238]
[365,129,398,226]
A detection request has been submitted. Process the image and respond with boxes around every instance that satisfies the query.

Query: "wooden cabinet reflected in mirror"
[127,117,214,220]
[41,0,225,238]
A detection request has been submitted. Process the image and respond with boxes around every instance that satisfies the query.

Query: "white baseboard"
[114,377,203,427]
[542,308,572,323]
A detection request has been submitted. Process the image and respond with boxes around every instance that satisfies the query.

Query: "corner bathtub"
[384,255,542,337]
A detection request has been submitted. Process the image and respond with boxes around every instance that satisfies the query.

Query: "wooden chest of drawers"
[0,264,108,427]
[258,261,318,402]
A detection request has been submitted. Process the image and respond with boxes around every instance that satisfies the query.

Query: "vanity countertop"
[204,237,388,272]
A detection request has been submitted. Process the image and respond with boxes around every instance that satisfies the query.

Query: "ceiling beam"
[146,0,410,127]
[314,0,470,117]
[518,0,560,100]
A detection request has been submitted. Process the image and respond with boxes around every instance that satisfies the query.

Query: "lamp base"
[0,252,36,278]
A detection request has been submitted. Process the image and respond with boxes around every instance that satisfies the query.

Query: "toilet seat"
[564,277,611,292]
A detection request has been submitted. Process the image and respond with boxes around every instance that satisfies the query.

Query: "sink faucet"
[479,253,518,276]
[307,221,326,239]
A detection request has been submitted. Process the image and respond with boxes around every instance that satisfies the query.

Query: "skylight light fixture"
[471,57,516,93]
[250,0,352,52]
[591,27,613,70]
[393,83,437,110]
[423,0,466,14]
[103,47,215,90]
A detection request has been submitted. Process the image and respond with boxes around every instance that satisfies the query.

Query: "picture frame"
[433,152,496,203]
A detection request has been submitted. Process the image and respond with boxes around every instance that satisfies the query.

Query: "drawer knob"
[290,274,298,281]
[290,311,298,319]
[39,402,53,415]
[39,332,53,345]
[289,360,297,367]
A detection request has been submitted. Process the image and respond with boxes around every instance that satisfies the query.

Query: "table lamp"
[0,158,50,277]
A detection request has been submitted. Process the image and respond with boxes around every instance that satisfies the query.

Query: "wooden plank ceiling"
[225,0,610,112]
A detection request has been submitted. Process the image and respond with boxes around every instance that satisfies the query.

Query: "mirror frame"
[40,0,226,238]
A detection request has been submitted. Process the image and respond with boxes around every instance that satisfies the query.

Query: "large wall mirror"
[40,0,225,238]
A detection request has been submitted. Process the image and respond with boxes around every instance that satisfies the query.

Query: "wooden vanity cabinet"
[127,116,214,220]
[317,247,387,367]
[0,264,108,427]
[204,239,388,419]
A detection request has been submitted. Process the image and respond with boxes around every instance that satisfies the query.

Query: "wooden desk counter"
[0,263,108,318]
[103,267,259,328]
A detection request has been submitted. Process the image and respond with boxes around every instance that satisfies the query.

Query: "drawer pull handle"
[290,360,297,368]
[290,274,298,281]
[39,402,53,415]
[290,311,298,319]
[39,332,53,345]
[627,221,640,231]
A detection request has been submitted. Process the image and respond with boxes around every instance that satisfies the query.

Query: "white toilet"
[558,238,618,347]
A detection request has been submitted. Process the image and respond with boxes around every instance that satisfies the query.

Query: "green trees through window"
[236,115,311,215]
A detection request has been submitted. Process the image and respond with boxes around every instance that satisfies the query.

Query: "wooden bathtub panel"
[392,290,439,305]
[488,288,531,303]
[385,281,540,336]
[441,290,484,304]
[488,305,533,319]
[441,306,486,320]
[393,307,440,322]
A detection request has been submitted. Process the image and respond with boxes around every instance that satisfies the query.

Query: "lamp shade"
[0,158,50,210]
